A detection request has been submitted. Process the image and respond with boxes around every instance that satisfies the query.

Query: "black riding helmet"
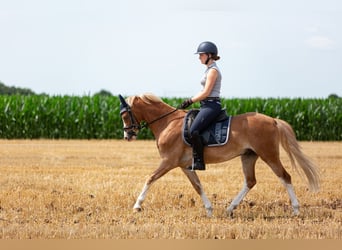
[195,41,218,65]
[195,41,218,56]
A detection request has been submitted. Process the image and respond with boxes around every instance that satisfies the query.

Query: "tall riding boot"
[188,132,205,171]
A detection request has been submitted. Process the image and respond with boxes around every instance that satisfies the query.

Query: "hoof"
[293,207,300,216]
[227,211,234,218]
[206,207,213,218]
[133,207,142,213]
[227,206,235,218]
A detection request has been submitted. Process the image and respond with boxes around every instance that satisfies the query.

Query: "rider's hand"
[180,99,193,109]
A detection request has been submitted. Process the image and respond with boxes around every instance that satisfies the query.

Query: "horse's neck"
[139,103,178,137]
[142,103,173,122]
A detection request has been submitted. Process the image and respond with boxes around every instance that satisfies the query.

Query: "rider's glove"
[180,98,193,109]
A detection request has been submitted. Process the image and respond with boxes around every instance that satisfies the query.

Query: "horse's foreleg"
[181,168,213,217]
[133,161,173,212]
[133,183,149,212]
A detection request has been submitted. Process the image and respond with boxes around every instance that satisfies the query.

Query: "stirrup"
[187,162,206,171]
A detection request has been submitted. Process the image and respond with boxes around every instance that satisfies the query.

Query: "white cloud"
[306,36,336,50]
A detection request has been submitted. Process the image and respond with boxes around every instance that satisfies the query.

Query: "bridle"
[120,102,141,138]
[119,95,178,138]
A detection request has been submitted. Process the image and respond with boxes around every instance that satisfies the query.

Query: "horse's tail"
[275,118,320,192]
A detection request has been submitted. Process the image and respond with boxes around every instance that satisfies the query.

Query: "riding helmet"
[195,41,218,55]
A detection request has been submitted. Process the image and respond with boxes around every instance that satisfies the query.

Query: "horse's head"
[119,94,141,141]
[119,93,178,141]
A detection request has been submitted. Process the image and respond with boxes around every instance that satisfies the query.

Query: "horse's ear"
[119,94,129,114]
[118,94,127,107]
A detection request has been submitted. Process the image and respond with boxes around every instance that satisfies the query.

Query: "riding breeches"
[189,99,222,136]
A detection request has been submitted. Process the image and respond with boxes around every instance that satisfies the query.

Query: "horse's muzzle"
[124,130,138,141]
[124,135,137,141]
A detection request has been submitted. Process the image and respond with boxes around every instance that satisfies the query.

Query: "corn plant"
[0,95,341,140]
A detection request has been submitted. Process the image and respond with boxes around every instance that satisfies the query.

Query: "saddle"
[182,109,231,147]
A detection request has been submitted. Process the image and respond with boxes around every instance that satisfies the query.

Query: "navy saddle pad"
[182,109,231,147]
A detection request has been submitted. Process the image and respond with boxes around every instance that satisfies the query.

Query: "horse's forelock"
[126,96,136,107]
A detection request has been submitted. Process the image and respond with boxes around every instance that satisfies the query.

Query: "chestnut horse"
[119,93,319,217]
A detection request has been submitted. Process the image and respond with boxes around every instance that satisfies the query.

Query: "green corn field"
[0,95,121,139]
[0,95,341,140]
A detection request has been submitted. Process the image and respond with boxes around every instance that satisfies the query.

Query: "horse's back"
[231,112,277,132]
[229,112,280,150]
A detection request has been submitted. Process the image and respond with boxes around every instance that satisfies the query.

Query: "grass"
[0,140,341,239]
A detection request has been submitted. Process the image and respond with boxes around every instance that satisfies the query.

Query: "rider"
[180,41,222,171]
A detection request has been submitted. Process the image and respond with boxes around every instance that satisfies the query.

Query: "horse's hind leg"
[181,168,213,217]
[227,150,258,217]
[272,161,300,215]
[260,153,300,215]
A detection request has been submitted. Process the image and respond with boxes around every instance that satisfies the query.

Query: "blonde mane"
[127,93,164,106]
[140,93,163,104]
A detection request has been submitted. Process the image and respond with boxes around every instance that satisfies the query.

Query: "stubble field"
[0,140,341,239]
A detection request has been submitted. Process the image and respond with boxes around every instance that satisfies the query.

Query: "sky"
[0,0,341,98]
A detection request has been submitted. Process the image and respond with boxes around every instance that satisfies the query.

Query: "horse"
[119,93,320,217]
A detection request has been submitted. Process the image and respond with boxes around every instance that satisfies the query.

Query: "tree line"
[0,81,35,95]
[0,81,113,96]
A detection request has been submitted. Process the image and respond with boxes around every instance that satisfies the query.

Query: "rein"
[140,108,179,129]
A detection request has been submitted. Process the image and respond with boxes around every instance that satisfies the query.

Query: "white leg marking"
[133,183,150,211]
[227,181,250,216]
[280,179,300,215]
[200,191,213,217]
